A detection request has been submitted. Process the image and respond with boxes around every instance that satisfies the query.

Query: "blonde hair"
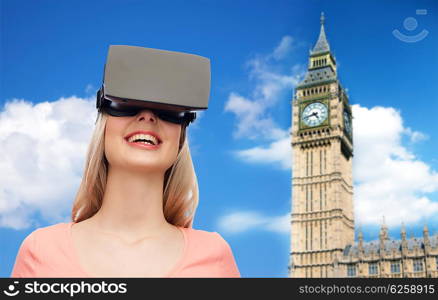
[71,113,199,228]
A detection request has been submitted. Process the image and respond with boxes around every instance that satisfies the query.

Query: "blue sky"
[1,0,438,277]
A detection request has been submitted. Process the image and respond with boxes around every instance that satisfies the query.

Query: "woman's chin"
[114,160,173,174]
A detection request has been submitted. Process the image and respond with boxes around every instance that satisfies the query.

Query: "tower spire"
[379,216,389,240]
[312,12,330,54]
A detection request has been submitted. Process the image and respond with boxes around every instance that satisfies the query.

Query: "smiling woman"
[10,45,240,278]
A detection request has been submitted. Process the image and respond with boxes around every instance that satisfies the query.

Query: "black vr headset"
[96,45,211,125]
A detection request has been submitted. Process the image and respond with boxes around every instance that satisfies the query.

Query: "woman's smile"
[124,130,163,151]
[125,138,162,150]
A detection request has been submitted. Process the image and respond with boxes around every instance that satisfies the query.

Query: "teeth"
[128,134,159,145]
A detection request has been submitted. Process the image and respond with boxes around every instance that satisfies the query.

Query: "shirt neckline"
[66,221,189,278]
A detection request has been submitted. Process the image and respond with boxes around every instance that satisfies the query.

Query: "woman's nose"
[136,110,157,123]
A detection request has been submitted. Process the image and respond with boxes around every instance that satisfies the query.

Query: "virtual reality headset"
[96,45,211,125]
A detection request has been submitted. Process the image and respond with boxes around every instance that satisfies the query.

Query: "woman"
[11,46,240,278]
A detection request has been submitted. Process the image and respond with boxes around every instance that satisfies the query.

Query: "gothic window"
[390,261,401,274]
[413,259,424,272]
[310,186,313,211]
[324,149,327,172]
[306,185,309,212]
[320,222,323,249]
[311,151,313,176]
[306,224,308,250]
[369,263,378,275]
[310,223,313,250]
[320,184,322,210]
[347,264,356,277]
[306,151,309,176]
[320,150,322,174]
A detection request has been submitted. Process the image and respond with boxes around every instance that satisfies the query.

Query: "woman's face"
[104,110,182,173]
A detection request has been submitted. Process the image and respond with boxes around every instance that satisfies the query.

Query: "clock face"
[302,102,328,127]
[344,111,352,135]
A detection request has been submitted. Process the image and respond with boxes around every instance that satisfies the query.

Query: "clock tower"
[289,13,354,278]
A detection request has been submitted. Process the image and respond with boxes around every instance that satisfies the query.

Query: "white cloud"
[271,36,294,60]
[352,104,438,226]
[234,133,292,170]
[217,211,290,234]
[85,84,97,95]
[224,35,304,141]
[404,127,428,143]
[224,35,303,170]
[0,96,96,229]
[224,93,286,140]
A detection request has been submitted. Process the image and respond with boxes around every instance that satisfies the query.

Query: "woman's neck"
[91,166,171,239]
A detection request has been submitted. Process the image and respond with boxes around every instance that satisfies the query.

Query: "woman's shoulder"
[182,227,233,257]
[19,222,69,245]
[177,227,241,277]
[32,222,70,238]
[11,222,72,277]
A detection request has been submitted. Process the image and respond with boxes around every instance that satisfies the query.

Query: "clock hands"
[303,111,319,120]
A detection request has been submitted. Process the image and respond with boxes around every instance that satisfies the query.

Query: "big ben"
[289,13,354,278]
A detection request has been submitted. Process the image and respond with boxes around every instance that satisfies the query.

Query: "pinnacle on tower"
[311,12,331,54]
[379,216,389,240]
[401,222,406,236]
[423,224,429,233]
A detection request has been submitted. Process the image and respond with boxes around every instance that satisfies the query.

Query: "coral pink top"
[10,222,240,278]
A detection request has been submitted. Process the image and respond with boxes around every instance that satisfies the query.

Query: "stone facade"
[336,225,438,278]
[289,13,438,278]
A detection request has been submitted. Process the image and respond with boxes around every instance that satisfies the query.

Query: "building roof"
[342,234,438,257]
[298,66,336,87]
